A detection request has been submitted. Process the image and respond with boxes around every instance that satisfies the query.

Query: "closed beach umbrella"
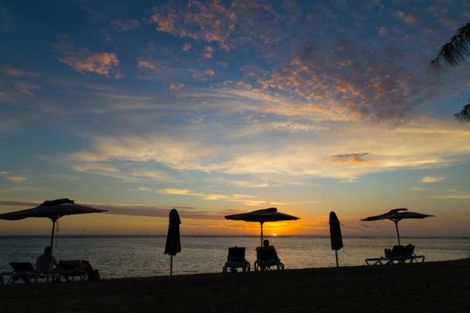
[362,208,433,246]
[225,208,299,246]
[0,198,106,253]
[164,209,181,276]
[329,211,343,267]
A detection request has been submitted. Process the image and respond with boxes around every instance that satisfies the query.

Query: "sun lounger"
[57,260,88,281]
[365,244,425,265]
[0,262,53,285]
[254,246,285,271]
[222,247,250,272]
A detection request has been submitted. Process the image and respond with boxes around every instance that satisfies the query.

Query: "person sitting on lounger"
[35,246,57,274]
[255,240,285,271]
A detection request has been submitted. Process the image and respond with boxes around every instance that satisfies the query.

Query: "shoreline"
[1,258,470,313]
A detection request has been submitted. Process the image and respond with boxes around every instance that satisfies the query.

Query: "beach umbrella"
[164,209,181,276]
[0,198,106,253]
[225,208,299,246]
[329,211,343,267]
[362,208,433,246]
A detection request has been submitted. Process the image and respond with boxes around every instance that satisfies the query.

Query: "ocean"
[1,236,469,278]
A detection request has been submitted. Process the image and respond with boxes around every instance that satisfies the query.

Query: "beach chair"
[222,247,250,272]
[57,260,88,281]
[254,246,285,271]
[365,244,425,265]
[0,262,46,284]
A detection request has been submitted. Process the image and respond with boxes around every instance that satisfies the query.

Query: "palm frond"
[432,23,470,66]
[455,104,470,122]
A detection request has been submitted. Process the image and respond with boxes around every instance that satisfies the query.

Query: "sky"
[1,0,470,237]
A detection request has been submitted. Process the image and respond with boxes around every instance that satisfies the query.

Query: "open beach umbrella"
[164,209,181,276]
[225,208,299,246]
[329,211,343,267]
[0,198,106,253]
[362,208,433,246]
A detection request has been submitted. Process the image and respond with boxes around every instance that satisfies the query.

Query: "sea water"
[1,236,469,278]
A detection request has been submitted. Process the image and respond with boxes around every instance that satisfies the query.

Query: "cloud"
[55,41,122,78]
[14,82,40,96]
[159,188,275,206]
[150,0,235,50]
[202,46,214,59]
[395,11,417,24]
[0,89,15,103]
[65,117,470,182]
[192,69,216,80]
[136,58,158,71]
[182,42,192,52]
[111,19,141,32]
[418,176,446,183]
[256,41,445,121]
[332,153,369,164]
[378,27,387,36]
[1,65,39,77]
[0,172,27,183]
[433,194,470,200]
[170,82,185,91]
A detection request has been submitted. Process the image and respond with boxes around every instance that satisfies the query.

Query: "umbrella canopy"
[329,211,343,251]
[329,211,343,267]
[225,208,299,246]
[164,209,181,276]
[362,208,433,246]
[0,198,106,252]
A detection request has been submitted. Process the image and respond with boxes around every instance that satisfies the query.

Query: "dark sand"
[1,259,470,313]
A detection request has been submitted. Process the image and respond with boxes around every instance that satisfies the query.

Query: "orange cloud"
[55,41,121,78]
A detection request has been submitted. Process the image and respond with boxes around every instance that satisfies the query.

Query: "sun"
[272,233,277,237]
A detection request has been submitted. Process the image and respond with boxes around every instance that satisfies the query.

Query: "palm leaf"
[455,104,470,122]
[432,23,470,66]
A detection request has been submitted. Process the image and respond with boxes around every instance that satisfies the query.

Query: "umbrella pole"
[335,250,339,267]
[170,255,173,276]
[394,220,401,246]
[50,219,56,253]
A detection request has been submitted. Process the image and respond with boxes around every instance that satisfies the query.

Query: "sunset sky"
[1,0,470,237]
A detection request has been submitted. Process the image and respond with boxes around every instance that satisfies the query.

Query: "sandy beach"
[1,258,469,313]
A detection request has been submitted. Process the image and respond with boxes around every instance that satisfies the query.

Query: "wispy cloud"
[0,171,27,183]
[418,176,446,183]
[332,153,369,164]
[64,117,470,183]
[136,58,158,71]
[14,82,40,96]
[395,11,417,24]
[433,194,470,200]
[169,82,185,91]
[192,69,216,80]
[55,41,122,78]
[1,65,39,77]
[159,188,276,207]
[111,18,141,32]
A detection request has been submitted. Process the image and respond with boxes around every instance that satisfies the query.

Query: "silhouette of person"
[35,246,57,274]
[263,239,270,247]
